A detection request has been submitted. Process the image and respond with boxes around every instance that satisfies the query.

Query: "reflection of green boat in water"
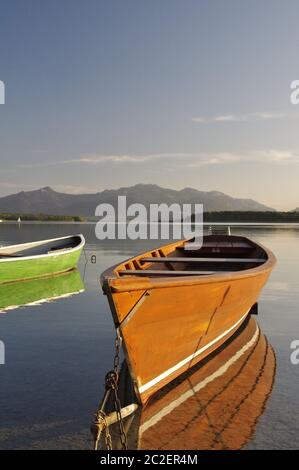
[0,234,85,284]
[0,269,85,313]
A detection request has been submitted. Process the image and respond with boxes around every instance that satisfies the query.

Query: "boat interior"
[115,235,268,277]
[0,235,82,259]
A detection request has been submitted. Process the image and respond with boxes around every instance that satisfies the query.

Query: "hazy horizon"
[1,1,299,210]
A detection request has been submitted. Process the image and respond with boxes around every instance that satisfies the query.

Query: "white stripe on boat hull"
[139,322,259,435]
[139,309,250,394]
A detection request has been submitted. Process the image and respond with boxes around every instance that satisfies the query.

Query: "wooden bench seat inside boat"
[140,257,265,264]
[119,269,222,276]
[181,241,253,251]
[183,241,251,248]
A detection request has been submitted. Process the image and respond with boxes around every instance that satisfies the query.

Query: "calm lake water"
[0,223,298,449]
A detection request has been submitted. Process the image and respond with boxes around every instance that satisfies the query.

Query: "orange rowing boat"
[100,235,276,405]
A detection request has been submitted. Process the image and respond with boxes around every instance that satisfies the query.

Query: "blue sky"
[0,0,299,209]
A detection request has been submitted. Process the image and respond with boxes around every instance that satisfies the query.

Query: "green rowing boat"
[0,234,85,284]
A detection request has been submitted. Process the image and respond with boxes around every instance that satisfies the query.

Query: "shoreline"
[1,220,299,227]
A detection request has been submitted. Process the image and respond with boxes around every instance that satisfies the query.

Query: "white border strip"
[139,321,259,435]
[139,309,250,394]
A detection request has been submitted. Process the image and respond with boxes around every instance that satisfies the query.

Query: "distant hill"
[0,184,274,216]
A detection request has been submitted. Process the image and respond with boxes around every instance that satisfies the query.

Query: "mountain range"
[0,184,274,216]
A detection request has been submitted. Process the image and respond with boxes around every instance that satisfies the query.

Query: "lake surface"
[0,223,298,449]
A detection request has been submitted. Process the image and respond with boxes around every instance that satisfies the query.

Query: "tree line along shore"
[0,213,85,222]
[200,211,299,222]
[0,211,299,223]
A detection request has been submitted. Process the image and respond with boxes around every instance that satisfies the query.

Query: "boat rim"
[0,234,85,263]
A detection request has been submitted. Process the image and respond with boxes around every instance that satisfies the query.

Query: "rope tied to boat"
[91,329,128,450]
[91,410,113,450]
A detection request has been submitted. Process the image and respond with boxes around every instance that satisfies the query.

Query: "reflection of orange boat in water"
[102,316,276,450]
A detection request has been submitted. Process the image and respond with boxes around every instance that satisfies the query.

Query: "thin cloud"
[19,153,197,168]
[185,149,299,168]
[75,149,299,167]
[253,112,286,120]
[191,117,206,123]
[17,149,299,170]
[74,153,182,164]
[192,111,293,123]
[214,114,242,122]
[186,152,242,168]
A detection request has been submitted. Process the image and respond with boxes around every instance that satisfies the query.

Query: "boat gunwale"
[101,236,276,293]
[0,234,85,264]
